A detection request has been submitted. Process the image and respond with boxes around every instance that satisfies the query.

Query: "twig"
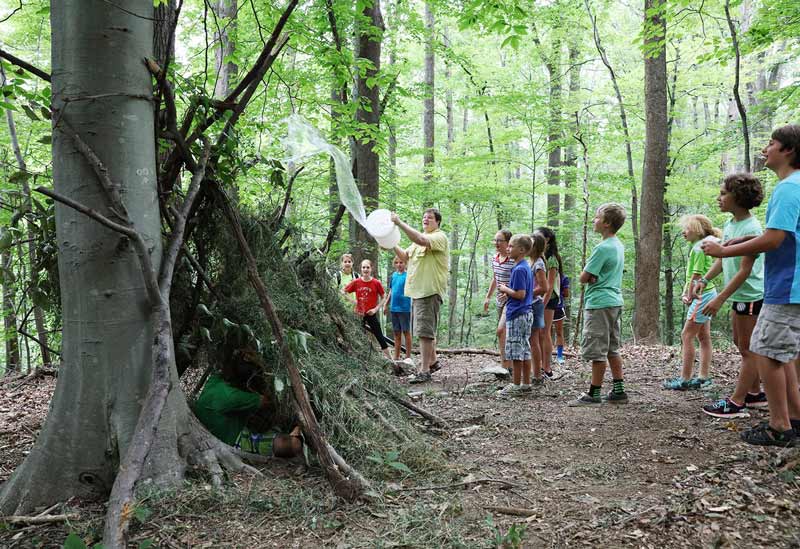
[437,347,499,356]
[16,328,61,357]
[1,514,79,524]
[0,47,50,81]
[483,505,537,517]
[377,389,450,429]
[347,388,408,443]
[396,478,523,492]
[274,166,304,227]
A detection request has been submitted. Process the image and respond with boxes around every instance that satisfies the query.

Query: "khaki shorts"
[412,294,442,339]
[749,303,800,364]
[581,306,622,362]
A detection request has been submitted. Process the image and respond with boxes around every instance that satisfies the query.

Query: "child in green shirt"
[570,203,628,406]
[664,214,721,390]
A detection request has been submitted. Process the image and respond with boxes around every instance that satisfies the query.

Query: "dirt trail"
[1,346,798,548]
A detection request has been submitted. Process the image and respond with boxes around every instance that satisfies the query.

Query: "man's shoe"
[568,393,601,407]
[744,391,768,409]
[741,422,797,447]
[409,372,432,384]
[702,398,750,419]
[429,361,442,374]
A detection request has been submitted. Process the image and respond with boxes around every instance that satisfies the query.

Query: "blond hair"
[679,214,722,239]
[509,233,533,254]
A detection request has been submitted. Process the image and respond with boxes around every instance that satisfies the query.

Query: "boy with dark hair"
[570,203,628,406]
[497,234,534,396]
[703,124,800,446]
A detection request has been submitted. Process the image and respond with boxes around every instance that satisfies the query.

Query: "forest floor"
[1,345,799,548]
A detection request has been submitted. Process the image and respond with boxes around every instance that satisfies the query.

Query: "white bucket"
[375,227,400,249]
[365,209,395,238]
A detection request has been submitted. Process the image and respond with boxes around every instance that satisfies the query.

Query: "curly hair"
[723,172,764,210]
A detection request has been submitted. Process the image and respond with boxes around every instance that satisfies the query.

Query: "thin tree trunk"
[422,2,435,190]
[213,0,238,99]
[2,64,51,367]
[1,249,18,374]
[573,113,590,347]
[634,0,668,342]
[724,0,750,172]
[446,50,459,344]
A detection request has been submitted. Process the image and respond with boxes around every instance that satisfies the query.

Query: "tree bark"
[351,0,383,270]
[1,249,18,374]
[634,0,668,343]
[724,0,749,172]
[213,0,238,99]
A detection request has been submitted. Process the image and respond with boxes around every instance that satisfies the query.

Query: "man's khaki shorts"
[581,306,622,362]
[412,294,442,339]
[749,303,800,364]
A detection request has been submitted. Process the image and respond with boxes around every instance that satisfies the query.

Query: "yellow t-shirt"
[405,229,449,299]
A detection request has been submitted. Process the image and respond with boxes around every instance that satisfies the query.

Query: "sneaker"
[401,357,416,367]
[568,393,601,407]
[687,377,713,389]
[519,384,533,394]
[741,422,797,447]
[497,383,524,397]
[702,398,750,419]
[556,356,565,365]
[604,391,629,404]
[543,369,554,379]
[429,361,442,374]
[409,372,432,384]
[531,377,546,387]
[663,377,689,391]
[744,392,768,410]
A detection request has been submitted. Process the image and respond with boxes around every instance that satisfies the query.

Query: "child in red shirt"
[344,259,392,360]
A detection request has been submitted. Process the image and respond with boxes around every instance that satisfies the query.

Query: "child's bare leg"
[419,337,435,373]
[784,359,800,420]
[757,355,792,432]
[591,360,608,387]
[608,354,623,380]
[530,332,542,380]
[698,321,713,379]
[555,320,565,347]
[542,309,554,373]
[497,314,510,370]
[513,360,523,385]
[404,331,412,360]
[730,314,760,403]
[680,320,702,380]
[522,358,531,385]
[393,332,402,361]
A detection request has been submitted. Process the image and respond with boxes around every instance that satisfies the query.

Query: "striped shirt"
[492,254,514,307]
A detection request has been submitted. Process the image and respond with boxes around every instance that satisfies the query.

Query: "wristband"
[698,277,708,286]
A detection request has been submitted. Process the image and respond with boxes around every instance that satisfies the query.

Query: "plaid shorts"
[505,311,533,361]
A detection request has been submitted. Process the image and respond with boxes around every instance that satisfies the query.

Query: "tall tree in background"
[635,0,668,342]
[213,0,238,98]
[422,2,435,191]
[351,0,383,268]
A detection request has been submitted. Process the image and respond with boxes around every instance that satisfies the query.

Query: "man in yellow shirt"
[391,208,449,383]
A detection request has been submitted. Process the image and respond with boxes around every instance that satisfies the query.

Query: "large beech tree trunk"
[634,0,668,342]
[0,0,190,514]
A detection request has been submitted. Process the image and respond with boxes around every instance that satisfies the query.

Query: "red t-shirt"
[344,277,384,315]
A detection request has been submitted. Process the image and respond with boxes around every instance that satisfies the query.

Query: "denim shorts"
[531,299,545,330]
[391,311,411,333]
[687,289,718,324]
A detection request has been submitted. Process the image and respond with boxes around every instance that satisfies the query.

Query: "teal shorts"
[687,289,717,324]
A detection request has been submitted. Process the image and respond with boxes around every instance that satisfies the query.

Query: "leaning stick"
[0,514,79,524]
[483,505,538,517]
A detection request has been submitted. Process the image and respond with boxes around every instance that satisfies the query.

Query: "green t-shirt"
[583,236,624,309]
[722,216,764,302]
[193,374,262,445]
[686,240,716,292]
[546,255,560,300]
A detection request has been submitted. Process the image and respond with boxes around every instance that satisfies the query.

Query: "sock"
[556,345,564,359]
[589,384,601,398]
[612,379,625,394]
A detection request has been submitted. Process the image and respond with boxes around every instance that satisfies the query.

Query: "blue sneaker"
[687,377,713,389]
[663,377,689,391]
[702,398,749,419]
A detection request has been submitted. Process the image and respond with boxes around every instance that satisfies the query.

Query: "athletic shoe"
[409,372,432,384]
[702,398,750,419]
[568,393,601,407]
[604,391,629,404]
[429,361,442,374]
[687,377,713,389]
[519,384,533,394]
[530,377,546,387]
[496,383,524,397]
[744,392,768,410]
[663,377,689,391]
[401,357,416,367]
[740,422,797,447]
[556,356,565,365]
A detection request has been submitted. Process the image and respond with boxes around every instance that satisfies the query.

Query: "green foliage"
[367,450,413,476]
[485,515,527,548]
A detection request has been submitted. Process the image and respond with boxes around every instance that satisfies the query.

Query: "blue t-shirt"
[505,260,533,321]
[389,271,412,312]
[764,170,800,304]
